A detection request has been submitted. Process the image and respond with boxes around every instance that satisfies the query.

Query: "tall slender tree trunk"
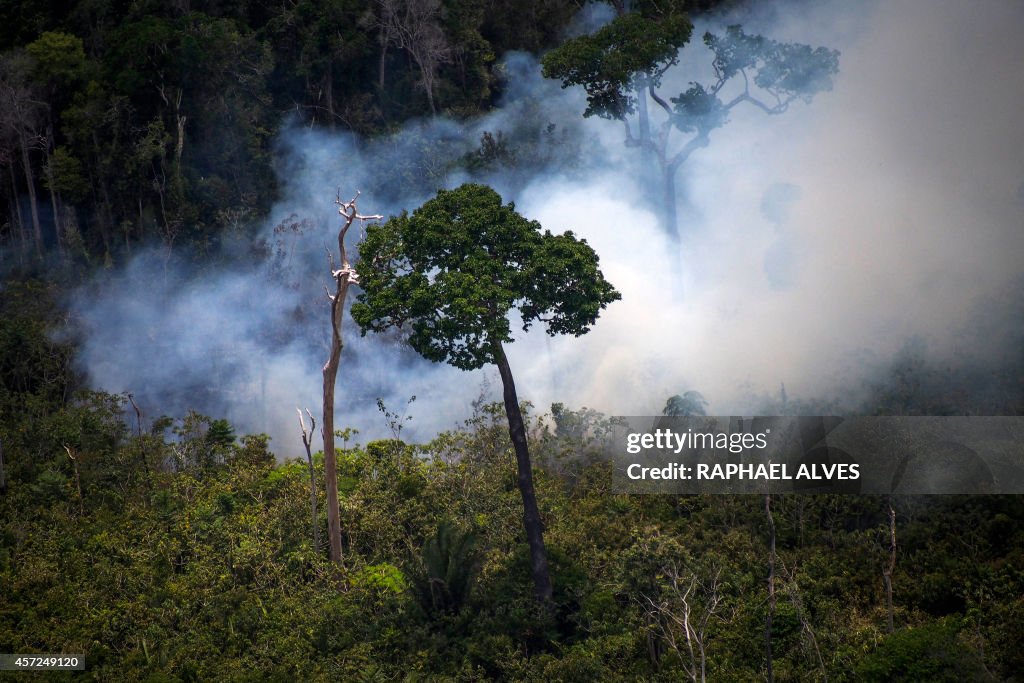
[174,114,185,172]
[65,446,84,516]
[320,193,380,568]
[306,446,320,552]
[43,135,63,256]
[378,35,388,93]
[299,409,320,553]
[325,63,336,131]
[17,131,42,259]
[636,82,650,142]
[9,166,26,261]
[883,497,896,633]
[494,342,553,603]
[412,52,438,116]
[662,163,679,244]
[126,393,151,491]
[322,276,349,566]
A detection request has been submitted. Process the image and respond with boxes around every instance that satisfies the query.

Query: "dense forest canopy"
[3,0,737,265]
[2,0,1024,680]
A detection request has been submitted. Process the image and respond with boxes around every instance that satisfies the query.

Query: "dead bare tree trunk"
[17,130,42,259]
[883,497,896,633]
[127,393,151,490]
[298,408,320,552]
[127,393,144,438]
[380,0,450,116]
[779,559,828,680]
[0,55,43,259]
[640,561,722,683]
[64,445,84,516]
[158,85,186,180]
[765,493,776,683]
[322,192,381,567]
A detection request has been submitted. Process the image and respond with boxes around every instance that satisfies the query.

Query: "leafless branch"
[298,407,320,552]
[127,393,144,438]
[779,559,828,679]
[649,85,673,115]
[64,445,85,516]
[639,561,722,683]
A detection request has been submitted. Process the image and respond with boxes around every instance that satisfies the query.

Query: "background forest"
[2,0,1024,680]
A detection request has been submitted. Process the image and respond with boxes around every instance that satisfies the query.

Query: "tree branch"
[667,132,710,172]
[649,85,673,116]
[724,91,791,116]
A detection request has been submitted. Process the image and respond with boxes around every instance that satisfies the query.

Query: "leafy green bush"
[855,618,989,682]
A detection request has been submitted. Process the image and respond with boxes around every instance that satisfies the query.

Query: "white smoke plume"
[70,0,1024,453]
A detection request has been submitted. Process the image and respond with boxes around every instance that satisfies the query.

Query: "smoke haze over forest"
[69,0,1024,450]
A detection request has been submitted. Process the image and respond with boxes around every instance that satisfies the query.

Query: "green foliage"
[408,522,479,616]
[0,401,1019,680]
[671,83,729,134]
[231,433,275,469]
[43,146,90,203]
[354,562,408,594]
[31,468,68,502]
[662,390,708,416]
[0,280,78,424]
[548,402,614,442]
[206,419,236,450]
[541,5,839,238]
[25,31,88,88]
[0,6,1017,679]
[855,618,990,681]
[706,26,840,102]
[462,122,580,178]
[544,13,838,127]
[352,183,620,369]
[480,0,580,55]
[541,4,693,119]
[0,0,606,265]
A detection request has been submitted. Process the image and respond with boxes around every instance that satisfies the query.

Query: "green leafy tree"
[264,0,377,130]
[663,390,707,417]
[0,52,46,259]
[542,2,839,241]
[352,183,620,602]
[408,521,478,615]
[855,618,991,682]
[206,418,237,451]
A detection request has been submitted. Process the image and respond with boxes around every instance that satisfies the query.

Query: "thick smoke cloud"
[70,0,1024,452]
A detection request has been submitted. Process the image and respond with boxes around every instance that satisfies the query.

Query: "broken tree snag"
[126,392,151,489]
[298,408,320,553]
[64,445,84,516]
[883,497,897,633]
[127,393,144,437]
[322,191,382,567]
